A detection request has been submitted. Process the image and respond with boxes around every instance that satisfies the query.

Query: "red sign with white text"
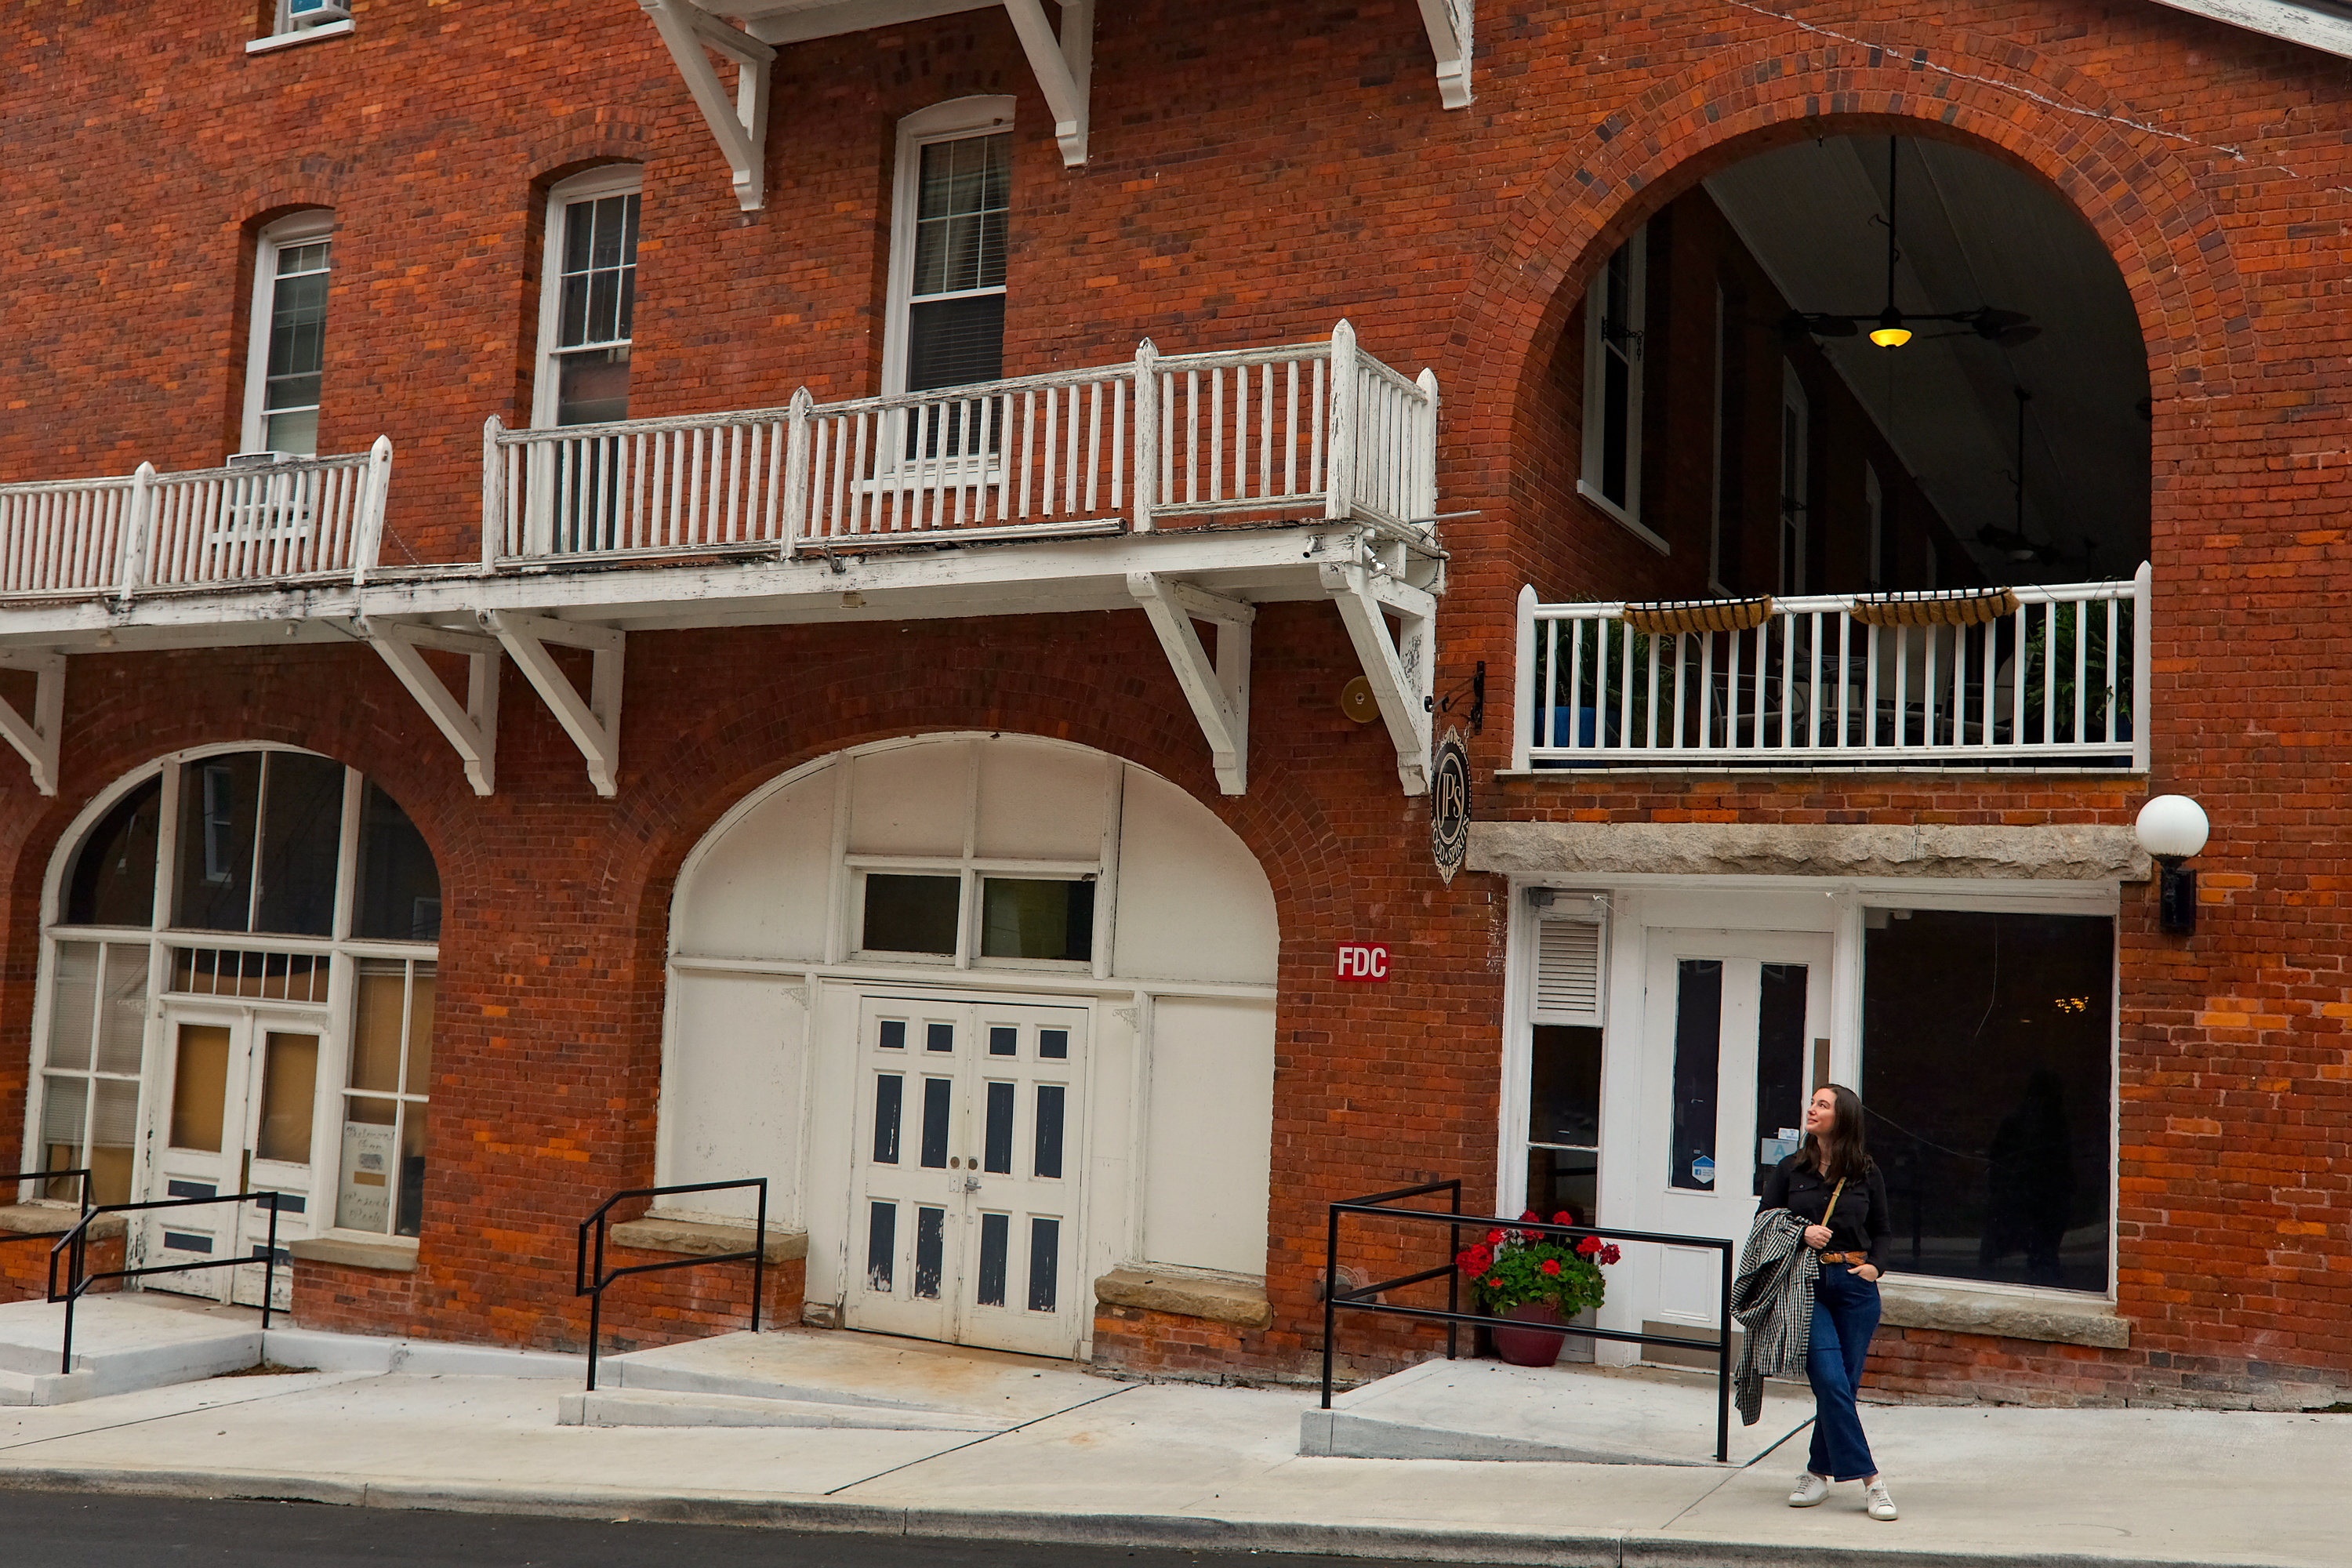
[1334,943,1391,982]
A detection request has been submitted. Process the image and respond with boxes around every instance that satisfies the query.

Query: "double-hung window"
[535,169,642,430]
[886,98,1015,414]
[1579,224,1662,551]
[241,213,334,456]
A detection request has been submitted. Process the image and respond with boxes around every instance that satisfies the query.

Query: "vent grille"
[1534,918,1604,1025]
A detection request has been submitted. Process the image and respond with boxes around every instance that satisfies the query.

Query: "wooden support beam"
[1322,561,1432,795]
[482,612,626,799]
[360,619,501,797]
[0,652,65,797]
[641,0,777,211]
[1003,0,1091,165]
[1128,573,1253,795]
[1417,0,1473,108]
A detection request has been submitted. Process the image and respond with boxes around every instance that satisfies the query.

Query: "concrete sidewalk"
[0,1319,2340,1568]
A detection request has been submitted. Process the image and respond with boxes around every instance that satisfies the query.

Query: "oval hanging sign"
[1431,727,1470,885]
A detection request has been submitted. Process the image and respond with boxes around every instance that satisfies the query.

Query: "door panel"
[847,991,1088,1356]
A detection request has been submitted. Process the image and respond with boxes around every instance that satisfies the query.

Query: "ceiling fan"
[1791,139,2042,350]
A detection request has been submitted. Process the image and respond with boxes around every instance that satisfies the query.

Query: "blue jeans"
[1806,1264,1881,1482]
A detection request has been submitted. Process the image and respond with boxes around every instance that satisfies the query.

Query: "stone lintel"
[608,1214,808,1265]
[0,1202,122,1240]
[289,1235,421,1272]
[1095,1265,1272,1328]
[1878,1277,2129,1350]
[1468,821,2151,883]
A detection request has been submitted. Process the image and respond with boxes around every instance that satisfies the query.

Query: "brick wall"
[3,0,2350,1402]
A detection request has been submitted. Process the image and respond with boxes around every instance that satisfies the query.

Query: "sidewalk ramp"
[561,1327,1105,1431]
[0,1296,262,1406]
[1300,1358,1813,1465]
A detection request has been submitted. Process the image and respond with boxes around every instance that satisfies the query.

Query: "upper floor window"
[241,212,333,456]
[887,99,1014,396]
[248,0,354,53]
[535,168,641,429]
[1580,224,1659,550]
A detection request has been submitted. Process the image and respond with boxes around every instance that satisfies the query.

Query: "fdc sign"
[1334,943,1391,982]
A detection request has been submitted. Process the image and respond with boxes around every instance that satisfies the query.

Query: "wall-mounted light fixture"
[2134,794,2210,936]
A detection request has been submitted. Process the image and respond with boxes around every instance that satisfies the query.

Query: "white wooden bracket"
[1321,560,1436,795]
[1417,0,1473,108]
[1004,0,1093,165]
[0,651,67,797]
[1128,573,1252,795]
[360,619,502,797]
[482,612,626,799]
[641,0,776,211]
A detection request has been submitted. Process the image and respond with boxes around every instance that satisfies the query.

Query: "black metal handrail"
[1323,1181,1737,1464]
[0,1169,91,1243]
[47,1191,285,1375]
[575,1178,768,1393]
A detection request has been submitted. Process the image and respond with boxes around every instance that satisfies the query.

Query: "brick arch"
[1444,29,2245,525]
[520,112,656,187]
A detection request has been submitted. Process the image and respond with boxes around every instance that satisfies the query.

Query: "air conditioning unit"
[288,0,353,22]
[228,451,300,468]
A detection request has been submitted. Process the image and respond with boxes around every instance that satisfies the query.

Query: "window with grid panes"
[243,216,333,456]
[904,132,1010,394]
[336,959,435,1237]
[547,185,640,427]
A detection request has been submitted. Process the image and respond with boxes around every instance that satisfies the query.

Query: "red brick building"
[2,0,2347,1409]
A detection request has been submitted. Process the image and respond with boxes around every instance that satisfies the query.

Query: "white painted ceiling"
[1705,136,2151,586]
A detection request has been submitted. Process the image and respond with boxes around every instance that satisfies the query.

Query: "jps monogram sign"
[1430,727,1470,885]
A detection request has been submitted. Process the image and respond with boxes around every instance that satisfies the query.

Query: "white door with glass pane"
[1633,932,1832,1341]
[848,991,1087,1357]
[150,1006,324,1308]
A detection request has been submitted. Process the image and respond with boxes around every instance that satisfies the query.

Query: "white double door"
[846,991,1090,1357]
[147,1004,323,1308]
[1630,931,1831,1341]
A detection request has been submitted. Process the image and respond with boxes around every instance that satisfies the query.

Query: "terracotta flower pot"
[1490,1300,1569,1367]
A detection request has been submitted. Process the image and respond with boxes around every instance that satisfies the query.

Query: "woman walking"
[1758,1083,1899,1522]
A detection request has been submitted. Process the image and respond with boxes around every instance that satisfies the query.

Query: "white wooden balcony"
[1512,565,2151,772]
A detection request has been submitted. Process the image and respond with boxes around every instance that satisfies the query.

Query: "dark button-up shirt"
[1757,1153,1892,1272]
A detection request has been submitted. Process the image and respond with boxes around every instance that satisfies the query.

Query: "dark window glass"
[979,878,1094,964]
[982,1080,1014,1174]
[354,782,441,941]
[1668,959,1723,1191]
[925,1022,954,1054]
[919,1077,951,1169]
[871,1074,902,1164]
[1038,1029,1068,1060]
[1753,964,1809,1194]
[907,295,1007,394]
[254,753,343,937]
[1864,909,2114,1293]
[862,874,960,956]
[905,132,1009,397]
[913,1206,946,1299]
[1026,1216,1058,1312]
[1033,1084,1065,1181]
[878,1020,906,1051]
[1527,1024,1602,1149]
[976,1212,1009,1307]
[988,1025,1016,1057]
[66,778,162,927]
[175,753,262,931]
[866,1201,896,1291]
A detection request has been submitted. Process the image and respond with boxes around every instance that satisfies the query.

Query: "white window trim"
[532,165,643,432]
[880,96,1017,400]
[245,18,353,53]
[239,211,336,458]
[1580,225,1661,554]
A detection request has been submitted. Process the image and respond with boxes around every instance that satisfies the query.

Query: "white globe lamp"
[2134,795,2209,935]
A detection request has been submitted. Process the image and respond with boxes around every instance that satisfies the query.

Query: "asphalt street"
[0,1493,1505,1568]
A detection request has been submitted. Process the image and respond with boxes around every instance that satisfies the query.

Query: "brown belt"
[1819,1251,1870,1265]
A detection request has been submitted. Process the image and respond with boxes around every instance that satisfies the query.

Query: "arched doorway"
[25,746,443,1307]
[663,733,1278,1359]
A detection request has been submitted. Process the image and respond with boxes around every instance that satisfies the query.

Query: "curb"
[0,1466,2271,1568]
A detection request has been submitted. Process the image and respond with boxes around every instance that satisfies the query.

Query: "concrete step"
[0,1296,260,1406]
[555,1386,1018,1431]
[1299,1356,1815,1466]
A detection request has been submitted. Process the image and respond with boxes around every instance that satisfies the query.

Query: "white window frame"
[847,857,1102,975]
[880,96,1017,400]
[246,0,354,53]
[532,165,644,432]
[239,211,335,458]
[1578,224,1664,554]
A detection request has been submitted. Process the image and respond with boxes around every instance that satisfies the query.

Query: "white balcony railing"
[1512,564,2151,771]
[481,321,1438,566]
[0,440,394,603]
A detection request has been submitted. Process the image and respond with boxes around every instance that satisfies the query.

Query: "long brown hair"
[1799,1083,1873,1183]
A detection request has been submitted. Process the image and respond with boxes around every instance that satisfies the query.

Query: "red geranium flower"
[1541,1258,1562,1276]
[1575,1235,1603,1256]
[1519,1210,1539,1222]
[1600,1243,1622,1265]
[1552,1210,1573,1225]
[1487,1228,1507,1245]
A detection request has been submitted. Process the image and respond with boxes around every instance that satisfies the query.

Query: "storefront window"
[1526,1024,1601,1221]
[1863,908,2114,1293]
[336,959,434,1237]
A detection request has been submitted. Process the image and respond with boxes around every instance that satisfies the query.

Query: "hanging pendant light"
[1869,308,1912,350]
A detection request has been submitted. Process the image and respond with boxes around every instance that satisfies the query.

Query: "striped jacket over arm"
[1732,1207,1817,1426]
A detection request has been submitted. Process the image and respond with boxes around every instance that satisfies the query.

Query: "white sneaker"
[1788,1470,1829,1507]
[1865,1482,1899,1521]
